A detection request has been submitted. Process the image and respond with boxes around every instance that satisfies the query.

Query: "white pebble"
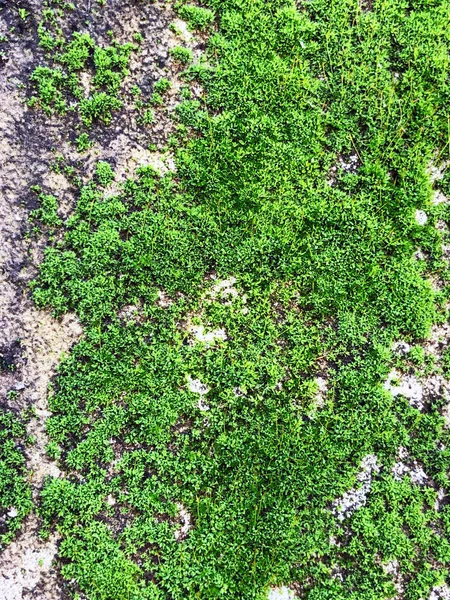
[415,210,428,226]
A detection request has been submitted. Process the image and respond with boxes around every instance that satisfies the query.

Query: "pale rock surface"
[268,587,296,600]
[332,454,380,521]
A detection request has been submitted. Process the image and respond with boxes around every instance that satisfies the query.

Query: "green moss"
[170,45,193,65]
[58,523,146,600]
[30,193,62,228]
[409,345,426,366]
[79,93,122,126]
[95,161,114,187]
[443,347,450,377]
[439,169,450,199]
[0,411,33,549]
[28,66,67,115]
[143,108,154,124]
[29,29,133,127]
[154,78,171,94]
[58,32,94,71]
[75,132,92,152]
[150,92,164,106]
[31,0,450,598]
[177,4,215,31]
[93,42,134,94]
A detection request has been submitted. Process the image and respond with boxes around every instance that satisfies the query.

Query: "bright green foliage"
[143,108,154,124]
[95,161,114,187]
[76,132,92,152]
[150,92,164,106]
[28,66,67,115]
[0,411,33,549]
[29,28,133,127]
[37,4,66,51]
[170,45,193,65]
[18,8,29,21]
[409,345,426,366]
[443,347,450,378]
[58,523,150,600]
[79,92,122,127]
[327,470,450,597]
[58,32,94,71]
[177,4,215,31]
[93,43,134,94]
[440,168,450,198]
[37,23,59,52]
[32,0,450,599]
[30,193,62,228]
[154,78,171,94]
[150,77,171,107]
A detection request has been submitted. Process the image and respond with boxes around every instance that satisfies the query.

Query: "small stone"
[384,370,424,410]
[392,447,429,486]
[430,584,450,600]
[190,325,227,347]
[197,397,210,412]
[414,249,425,260]
[332,454,379,521]
[415,209,428,225]
[392,341,410,356]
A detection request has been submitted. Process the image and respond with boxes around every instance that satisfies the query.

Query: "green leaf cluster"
[29,28,134,126]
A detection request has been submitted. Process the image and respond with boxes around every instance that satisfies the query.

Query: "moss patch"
[30,0,450,598]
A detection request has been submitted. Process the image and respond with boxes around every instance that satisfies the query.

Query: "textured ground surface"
[1,1,450,599]
[0,0,199,596]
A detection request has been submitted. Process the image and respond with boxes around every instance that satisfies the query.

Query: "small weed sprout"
[150,92,164,106]
[30,193,62,227]
[18,8,29,21]
[79,92,122,126]
[143,108,154,124]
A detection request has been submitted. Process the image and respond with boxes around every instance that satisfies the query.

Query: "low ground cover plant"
[28,25,135,127]
[26,0,450,598]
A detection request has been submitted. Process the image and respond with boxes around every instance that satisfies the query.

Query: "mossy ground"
[2,0,450,598]
[0,409,33,549]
